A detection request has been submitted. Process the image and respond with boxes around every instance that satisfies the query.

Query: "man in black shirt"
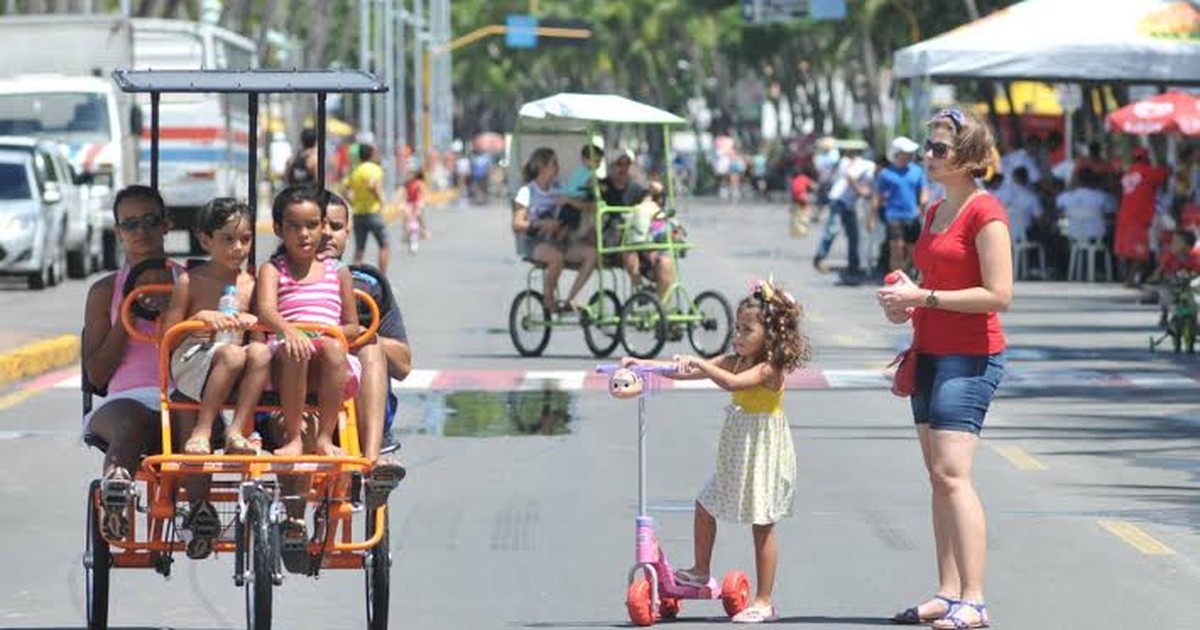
[599,151,676,299]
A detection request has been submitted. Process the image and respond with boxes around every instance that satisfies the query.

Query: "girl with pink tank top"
[258,186,362,458]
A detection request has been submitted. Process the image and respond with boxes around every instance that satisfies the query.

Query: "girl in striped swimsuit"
[258,185,362,457]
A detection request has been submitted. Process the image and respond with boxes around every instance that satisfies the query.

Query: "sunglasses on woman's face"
[117,213,165,232]
[924,140,952,159]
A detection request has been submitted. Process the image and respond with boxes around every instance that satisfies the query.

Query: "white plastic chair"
[1012,233,1047,280]
[1063,207,1111,282]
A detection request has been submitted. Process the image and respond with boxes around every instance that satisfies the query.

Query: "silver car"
[0,140,70,289]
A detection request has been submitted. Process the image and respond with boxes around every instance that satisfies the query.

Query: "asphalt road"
[1,195,1198,629]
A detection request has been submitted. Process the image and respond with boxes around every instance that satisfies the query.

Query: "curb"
[0,335,81,388]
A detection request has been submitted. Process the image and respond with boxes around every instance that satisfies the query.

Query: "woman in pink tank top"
[82,186,182,541]
[258,185,362,458]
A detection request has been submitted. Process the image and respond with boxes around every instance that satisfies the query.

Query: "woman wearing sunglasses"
[876,109,1013,629]
[82,186,192,541]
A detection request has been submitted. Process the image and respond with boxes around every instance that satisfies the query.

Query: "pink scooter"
[597,364,751,626]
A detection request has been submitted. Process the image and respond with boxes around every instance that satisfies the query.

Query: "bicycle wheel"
[582,289,622,358]
[508,290,552,357]
[687,291,734,358]
[620,291,667,359]
[242,491,277,630]
[364,507,391,630]
[85,480,110,630]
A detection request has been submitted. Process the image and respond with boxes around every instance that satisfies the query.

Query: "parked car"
[0,137,79,289]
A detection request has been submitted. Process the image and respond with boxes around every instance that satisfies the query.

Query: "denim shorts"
[910,352,1005,434]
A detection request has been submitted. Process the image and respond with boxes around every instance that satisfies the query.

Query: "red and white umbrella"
[1106,90,1200,136]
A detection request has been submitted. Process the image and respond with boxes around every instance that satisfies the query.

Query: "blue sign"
[810,0,846,20]
[506,14,538,49]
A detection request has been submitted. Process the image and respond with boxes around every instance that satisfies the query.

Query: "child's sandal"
[224,433,262,456]
[183,436,211,455]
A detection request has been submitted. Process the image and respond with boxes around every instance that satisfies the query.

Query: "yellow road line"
[990,445,1047,471]
[1098,519,1175,556]
[0,388,38,413]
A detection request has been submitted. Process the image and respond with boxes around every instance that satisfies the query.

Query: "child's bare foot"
[273,437,305,457]
[314,436,345,458]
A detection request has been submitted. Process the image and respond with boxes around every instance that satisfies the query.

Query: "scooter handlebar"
[595,363,677,376]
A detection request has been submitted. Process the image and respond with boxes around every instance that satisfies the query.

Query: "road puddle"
[394,389,576,437]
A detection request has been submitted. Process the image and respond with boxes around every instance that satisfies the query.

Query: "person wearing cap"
[1116,147,1170,287]
[870,136,927,274]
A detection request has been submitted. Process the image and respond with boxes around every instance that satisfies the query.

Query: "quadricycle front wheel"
[508,290,552,357]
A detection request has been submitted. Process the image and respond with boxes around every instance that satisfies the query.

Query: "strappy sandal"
[365,456,407,509]
[183,436,211,455]
[892,594,957,625]
[99,467,133,541]
[931,600,989,629]
[224,432,263,456]
[184,500,221,560]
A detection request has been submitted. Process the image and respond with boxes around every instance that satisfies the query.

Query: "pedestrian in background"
[877,108,1012,630]
[869,136,926,274]
[813,144,874,284]
[347,143,391,273]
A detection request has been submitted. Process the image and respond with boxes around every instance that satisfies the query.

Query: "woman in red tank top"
[875,109,1013,630]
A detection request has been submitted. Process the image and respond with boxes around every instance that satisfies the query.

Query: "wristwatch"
[925,290,939,309]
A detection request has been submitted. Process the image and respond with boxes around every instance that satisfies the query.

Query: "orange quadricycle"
[83,69,394,630]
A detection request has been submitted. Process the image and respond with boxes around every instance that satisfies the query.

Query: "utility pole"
[411,0,425,165]
[397,1,408,160]
[358,0,371,139]
[382,0,396,194]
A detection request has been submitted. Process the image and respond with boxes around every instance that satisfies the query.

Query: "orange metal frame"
[98,284,387,568]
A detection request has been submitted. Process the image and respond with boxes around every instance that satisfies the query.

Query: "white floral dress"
[697,383,796,525]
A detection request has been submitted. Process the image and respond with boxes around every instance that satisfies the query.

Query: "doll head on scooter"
[609,368,644,399]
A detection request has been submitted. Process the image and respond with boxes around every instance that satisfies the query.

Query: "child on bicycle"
[622,277,809,623]
[161,198,272,456]
[257,185,362,457]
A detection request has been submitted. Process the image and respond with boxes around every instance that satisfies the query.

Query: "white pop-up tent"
[893,0,1200,85]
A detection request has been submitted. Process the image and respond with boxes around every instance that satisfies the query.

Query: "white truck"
[0,15,259,260]
[0,15,140,269]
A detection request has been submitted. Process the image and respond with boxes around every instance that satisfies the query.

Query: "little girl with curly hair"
[622,277,810,623]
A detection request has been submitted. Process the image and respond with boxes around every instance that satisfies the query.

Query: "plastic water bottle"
[214,285,239,345]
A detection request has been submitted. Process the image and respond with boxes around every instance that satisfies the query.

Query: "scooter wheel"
[659,597,681,620]
[721,570,751,618]
[626,578,656,627]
